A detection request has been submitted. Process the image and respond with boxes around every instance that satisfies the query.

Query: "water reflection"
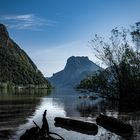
[0,89,51,140]
[77,99,119,118]
[0,88,140,140]
[76,96,140,140]
[118,112,140,140]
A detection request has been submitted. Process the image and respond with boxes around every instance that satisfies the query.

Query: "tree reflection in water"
[76,97,140,140]
[77,98,119,118]
[0,88,140,140]
[0,89,51,140]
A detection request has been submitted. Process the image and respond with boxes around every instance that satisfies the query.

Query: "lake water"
[0,88,140,140]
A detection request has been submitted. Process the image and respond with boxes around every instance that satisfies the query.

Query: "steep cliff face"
[0,24,51,88]
[49,56,102,88]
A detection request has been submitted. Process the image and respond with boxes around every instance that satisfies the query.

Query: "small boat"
[96,114,133,138]
[54,117,98,135]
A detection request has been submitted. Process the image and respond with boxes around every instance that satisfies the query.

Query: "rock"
[96,114,133,138]
[54,117,98,135]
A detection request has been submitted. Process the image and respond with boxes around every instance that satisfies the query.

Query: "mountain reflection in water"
[0,89,51,140]
[0,88,140,140]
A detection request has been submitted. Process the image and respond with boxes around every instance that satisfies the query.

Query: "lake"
[0,88,140,140]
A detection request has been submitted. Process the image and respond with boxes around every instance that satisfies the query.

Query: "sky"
[0,0,140,77]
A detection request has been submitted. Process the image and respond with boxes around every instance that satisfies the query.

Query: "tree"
[88,23,140,99]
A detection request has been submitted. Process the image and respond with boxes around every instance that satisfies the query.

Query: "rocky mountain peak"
[67,56,89,62]
[49,56,102,88]
[0,24,9,39]
[65,56,97,71]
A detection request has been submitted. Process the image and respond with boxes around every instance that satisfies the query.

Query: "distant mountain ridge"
[49,56,102,88]
[0,24,51,88]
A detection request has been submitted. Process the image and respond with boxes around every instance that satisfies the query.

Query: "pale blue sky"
[0,0,140,76]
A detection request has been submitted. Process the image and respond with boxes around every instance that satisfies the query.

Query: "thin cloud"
[0,14,56,31]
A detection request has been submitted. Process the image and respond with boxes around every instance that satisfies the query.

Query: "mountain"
[0,24,51,88]
[49,56,102,88]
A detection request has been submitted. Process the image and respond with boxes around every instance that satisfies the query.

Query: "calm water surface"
[0,88,140,140]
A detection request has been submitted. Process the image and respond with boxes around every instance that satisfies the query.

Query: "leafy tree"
[92,24,140,98]
[78,23,140,99]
